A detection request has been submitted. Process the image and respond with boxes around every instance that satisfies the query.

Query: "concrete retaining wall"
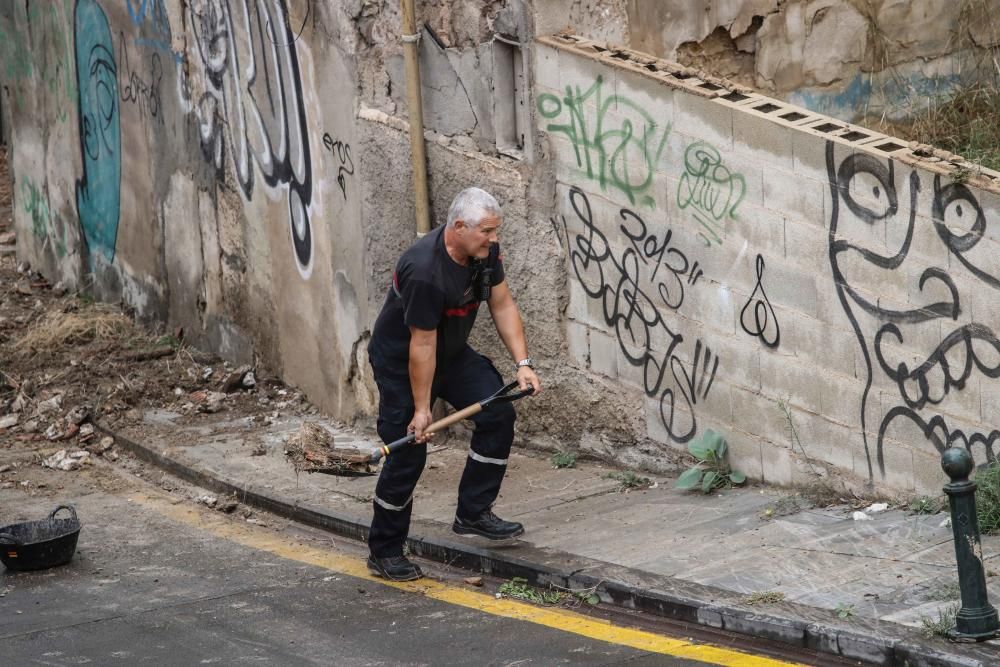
[535,34,1000,494]
[3,1,1000,495]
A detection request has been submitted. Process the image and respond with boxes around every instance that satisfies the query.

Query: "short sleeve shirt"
[369,224,505,371]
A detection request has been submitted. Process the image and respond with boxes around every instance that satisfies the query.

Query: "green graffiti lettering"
[537,76,670,208]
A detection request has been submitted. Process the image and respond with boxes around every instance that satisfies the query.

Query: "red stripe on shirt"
[444,302,479,317]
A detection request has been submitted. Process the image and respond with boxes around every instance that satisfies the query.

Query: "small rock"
[940,516,952,528]
[15,281,32,296]
[107,451,119,462]
[44,422,64,441]
[67,406,90,426]
[463,576,483,587]
[220,365,254,393]
[199,392,226,413]
[246,518,269,527]
[79,423,95,438]
[10,393,28,413]
[198,495,218,508]
[36,394,63,416]
[241,371,256,389]
[0,414,19,429]
[0,464,11,473]
[22,419,39,433]
[218,500,239,514]
[852,511,873,521]
[173,387,183,396]
[866,503,889,513]
[97,436,115,453]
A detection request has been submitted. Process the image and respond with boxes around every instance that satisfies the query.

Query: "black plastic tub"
[0,505,82,571]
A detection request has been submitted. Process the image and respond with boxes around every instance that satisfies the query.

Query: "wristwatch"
[515,357,534,371]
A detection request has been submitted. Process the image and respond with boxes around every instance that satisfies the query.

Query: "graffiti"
[20,178,74,259]
[118,33,163,120]
[537,76,670,208]
[739,254,779,348]
[187,0,315,278]
[74,0,121,264]
[1,1,77,120]
[322,133,354,200]
[676,141,745,246]
[827,141,1000,480]
[555,186,717,443]
[125,0,179,62]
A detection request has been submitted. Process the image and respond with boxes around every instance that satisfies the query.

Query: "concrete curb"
[99,422,988,667]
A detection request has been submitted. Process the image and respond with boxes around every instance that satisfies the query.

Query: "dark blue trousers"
[367,346,515,558]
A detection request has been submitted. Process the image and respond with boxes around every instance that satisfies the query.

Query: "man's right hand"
[408,408,434,443]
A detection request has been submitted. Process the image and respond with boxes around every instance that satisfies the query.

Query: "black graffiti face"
[187,0,315,278]
[553,186,717,444]
[827,142,1000,479]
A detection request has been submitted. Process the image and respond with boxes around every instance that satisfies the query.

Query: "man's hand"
[408,407,434,443]
[517,365,541,395]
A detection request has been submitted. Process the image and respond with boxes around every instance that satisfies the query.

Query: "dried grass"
[14,307,133,353]
[907,85,1000,172]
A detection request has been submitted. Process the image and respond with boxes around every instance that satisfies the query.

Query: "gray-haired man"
[365,187,541,581]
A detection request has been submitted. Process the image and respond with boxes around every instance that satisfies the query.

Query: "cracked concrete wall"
[2,0,373,418]
[625,0,1000,123]
[7,0,1000,494]
[535,32,1000,496]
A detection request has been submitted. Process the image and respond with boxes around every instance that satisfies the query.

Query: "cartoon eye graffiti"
[837,153,898,224]
[934,180,986,253]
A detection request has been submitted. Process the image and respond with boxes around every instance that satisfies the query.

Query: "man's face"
[457,213,501,260]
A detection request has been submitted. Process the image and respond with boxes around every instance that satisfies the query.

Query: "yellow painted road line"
[131,492,806,667]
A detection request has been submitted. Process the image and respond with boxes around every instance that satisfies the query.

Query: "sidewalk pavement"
[101,409,1000,667]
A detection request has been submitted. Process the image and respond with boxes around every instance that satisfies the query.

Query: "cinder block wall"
[535,34,1000,495]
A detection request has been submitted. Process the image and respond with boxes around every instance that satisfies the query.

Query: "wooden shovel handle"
[424,402,482,435]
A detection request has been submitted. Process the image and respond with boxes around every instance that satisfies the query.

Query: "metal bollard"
[941,447,1000,641]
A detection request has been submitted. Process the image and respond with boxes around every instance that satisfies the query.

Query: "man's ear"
[453,219,466,233]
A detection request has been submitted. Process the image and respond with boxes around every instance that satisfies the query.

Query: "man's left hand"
[517,365,541,395]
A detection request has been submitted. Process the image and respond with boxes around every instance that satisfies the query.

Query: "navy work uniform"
[366,223,512,560]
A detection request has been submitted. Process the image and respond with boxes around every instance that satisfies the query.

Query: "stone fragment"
[0,414,18,429]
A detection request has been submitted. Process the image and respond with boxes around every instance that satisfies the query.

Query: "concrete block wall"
[535,33,1000,495]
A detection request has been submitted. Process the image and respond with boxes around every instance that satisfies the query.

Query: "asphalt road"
[0,457,817,666]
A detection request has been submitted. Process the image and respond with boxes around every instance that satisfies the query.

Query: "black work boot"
[453,510,524,540]
[366,555,424,581]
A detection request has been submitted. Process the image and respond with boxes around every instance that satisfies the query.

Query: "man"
[366,187,541,581]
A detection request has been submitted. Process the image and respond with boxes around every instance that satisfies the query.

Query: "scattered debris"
[42,449,92,471]
[221,365,256,393]
[742,590,786,605]
[217,500,239,514]
[866,503,889,513]
[463,576,483,587]
[284,422,376,476]
[852,511,873,521]
[198,494,218,508]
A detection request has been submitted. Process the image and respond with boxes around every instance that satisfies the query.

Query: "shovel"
[369,381,535,463]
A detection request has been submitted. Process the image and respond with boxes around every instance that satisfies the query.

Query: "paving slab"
[102,409,1000,666]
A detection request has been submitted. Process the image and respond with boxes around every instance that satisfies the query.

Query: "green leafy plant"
[975,463,1000,535]
[920,603,960,638]
[497,577,564,605]
[908,495,944,515]
[742,591,785,605]
[605,470,651,491]
[676,429,746,494]
[835,603,856,619]
[551,451,577,469]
